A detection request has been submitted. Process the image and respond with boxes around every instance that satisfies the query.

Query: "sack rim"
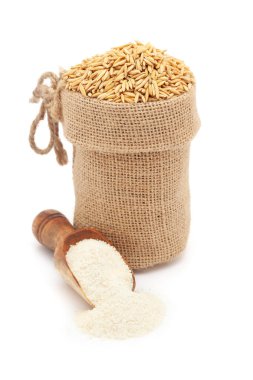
[61,83,196,110]
[61,84,200,153]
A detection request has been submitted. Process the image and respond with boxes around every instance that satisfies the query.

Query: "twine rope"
[29,72,68,165]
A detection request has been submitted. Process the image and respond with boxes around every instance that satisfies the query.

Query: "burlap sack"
[29,72,200,269]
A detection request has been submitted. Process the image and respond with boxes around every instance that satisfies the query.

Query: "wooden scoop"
[32,210,135,306]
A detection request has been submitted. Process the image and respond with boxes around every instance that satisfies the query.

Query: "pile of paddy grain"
[63,41,195,103]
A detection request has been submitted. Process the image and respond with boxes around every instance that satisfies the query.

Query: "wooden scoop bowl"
[32,210,135,306]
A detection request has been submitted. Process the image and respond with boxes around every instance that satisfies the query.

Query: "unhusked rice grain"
[62,41,195,103]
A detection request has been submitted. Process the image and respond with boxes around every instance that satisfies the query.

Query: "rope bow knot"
[29,72,68,165]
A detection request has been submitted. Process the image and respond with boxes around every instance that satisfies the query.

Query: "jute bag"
[29,72,200,269]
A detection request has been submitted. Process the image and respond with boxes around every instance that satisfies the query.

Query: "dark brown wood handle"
[32,209,75,252]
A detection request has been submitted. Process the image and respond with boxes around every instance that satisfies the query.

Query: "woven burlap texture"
[60,85,200,269]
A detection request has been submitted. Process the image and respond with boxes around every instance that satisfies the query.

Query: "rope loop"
[29,72,68,165]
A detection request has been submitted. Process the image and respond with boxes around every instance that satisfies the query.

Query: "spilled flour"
[66,239,164,339]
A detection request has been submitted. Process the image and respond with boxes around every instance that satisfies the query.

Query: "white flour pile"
[66,239,164,339]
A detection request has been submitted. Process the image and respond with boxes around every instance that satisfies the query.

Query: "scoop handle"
[32,210,75,252]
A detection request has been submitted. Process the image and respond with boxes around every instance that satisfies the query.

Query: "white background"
[0,0,252,379]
